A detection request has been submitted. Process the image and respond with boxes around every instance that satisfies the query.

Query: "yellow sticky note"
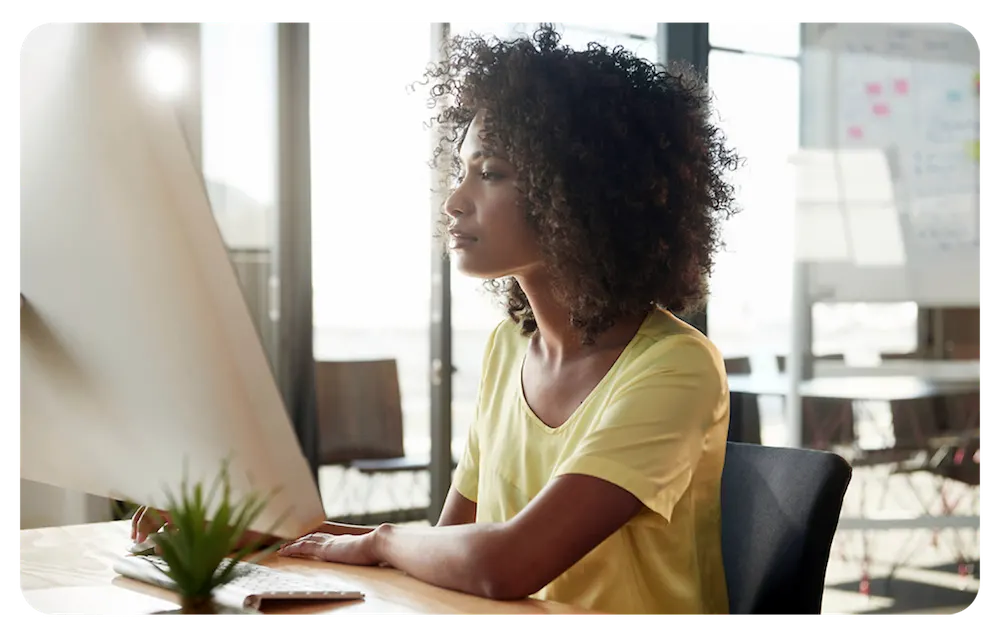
[965,140,983,162]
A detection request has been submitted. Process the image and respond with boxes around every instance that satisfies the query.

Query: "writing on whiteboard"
[800,23,979,305]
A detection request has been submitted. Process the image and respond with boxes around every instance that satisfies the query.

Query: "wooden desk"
[21,521,590,614]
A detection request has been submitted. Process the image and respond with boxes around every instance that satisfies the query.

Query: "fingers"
[151,509,172,533]
[130,506,145,541]
[132,507,168,544]
[136,509,154,544]
[277,533,334,559]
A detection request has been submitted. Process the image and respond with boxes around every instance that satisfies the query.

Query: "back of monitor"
[20,23,324,538]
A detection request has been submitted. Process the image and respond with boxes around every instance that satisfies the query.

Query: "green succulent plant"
[148,460,283,613]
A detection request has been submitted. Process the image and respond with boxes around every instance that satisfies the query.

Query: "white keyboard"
[113,554,365,610]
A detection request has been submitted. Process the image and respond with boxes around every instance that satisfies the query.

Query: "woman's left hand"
[277,530,381,566]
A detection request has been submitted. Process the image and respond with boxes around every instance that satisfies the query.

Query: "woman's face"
[444,111,543,280]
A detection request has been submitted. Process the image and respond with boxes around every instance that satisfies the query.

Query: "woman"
[136,24,741,614]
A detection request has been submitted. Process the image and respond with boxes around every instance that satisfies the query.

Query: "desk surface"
[20,521,588,614]
[727,373,979,401]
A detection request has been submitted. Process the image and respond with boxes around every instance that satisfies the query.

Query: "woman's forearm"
[373,522,524,599]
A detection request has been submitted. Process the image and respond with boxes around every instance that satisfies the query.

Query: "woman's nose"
[444,188,468,220]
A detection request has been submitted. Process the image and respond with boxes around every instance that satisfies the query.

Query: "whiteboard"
[799,23,979,305]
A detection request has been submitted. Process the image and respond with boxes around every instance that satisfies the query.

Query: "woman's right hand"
[129,507,375,549]
[130,505,170,544]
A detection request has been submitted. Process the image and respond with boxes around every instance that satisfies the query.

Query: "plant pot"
[181,598,219,625]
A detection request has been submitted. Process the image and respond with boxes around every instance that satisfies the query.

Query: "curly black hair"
[422,24,741,344]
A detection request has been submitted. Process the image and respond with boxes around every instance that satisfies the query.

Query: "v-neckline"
[517,312,654,433]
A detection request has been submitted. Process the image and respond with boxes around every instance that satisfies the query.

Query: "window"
[448,22,534,40]
[566,21,658,39]
[556,16,658,62]
[706,48,800,357]
[201,24,278,248]
[200,24,280,365]
[709,22,800,57]
[310,25,435,455]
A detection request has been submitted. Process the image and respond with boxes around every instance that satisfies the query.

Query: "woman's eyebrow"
[459,150,487,163]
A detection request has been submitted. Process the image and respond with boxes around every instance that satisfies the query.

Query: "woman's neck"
[514,272,647,364]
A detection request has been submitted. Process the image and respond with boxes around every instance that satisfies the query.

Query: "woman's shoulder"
[481,316,524,349]
[625,309,726,380]
[477,316,529,369]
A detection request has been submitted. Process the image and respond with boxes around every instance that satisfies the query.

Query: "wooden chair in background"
[314,359,432,524]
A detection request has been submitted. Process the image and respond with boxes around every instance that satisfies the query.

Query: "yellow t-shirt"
[452,309,730,614]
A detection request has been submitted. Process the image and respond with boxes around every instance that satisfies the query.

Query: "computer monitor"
[20,23,324,539]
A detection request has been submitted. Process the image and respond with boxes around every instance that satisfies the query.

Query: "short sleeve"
[451,321,504,503]
[553,336,726,523]
[452,418,480,502]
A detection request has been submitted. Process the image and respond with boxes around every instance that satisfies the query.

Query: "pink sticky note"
[865,82,882,95]
[847,126,864,140]
[894,78,909,95]
[872,103,890,116]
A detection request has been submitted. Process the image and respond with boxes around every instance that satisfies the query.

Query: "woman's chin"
[451,255,503,280]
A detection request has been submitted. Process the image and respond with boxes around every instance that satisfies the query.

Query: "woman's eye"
[453,169,503,185]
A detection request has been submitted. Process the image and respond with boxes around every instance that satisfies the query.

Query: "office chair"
[721,441,852,614]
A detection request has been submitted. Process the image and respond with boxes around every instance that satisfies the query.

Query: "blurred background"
[20,22,980,614]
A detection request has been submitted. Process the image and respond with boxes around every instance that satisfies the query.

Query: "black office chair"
[721,441,852,614]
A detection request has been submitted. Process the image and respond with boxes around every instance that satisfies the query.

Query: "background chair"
[314,359,460,523]
[724,357,761,444]
[721,441,852,614]
[314,359,431,523]
[315,359,412,464]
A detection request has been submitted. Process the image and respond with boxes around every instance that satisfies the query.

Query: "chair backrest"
[724,357,751,375]
[720,441,852,614]
[314,359,405,465]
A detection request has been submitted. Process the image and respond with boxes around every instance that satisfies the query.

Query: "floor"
[816,464,979,614]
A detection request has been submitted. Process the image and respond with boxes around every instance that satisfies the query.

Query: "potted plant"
[147,460,283,614]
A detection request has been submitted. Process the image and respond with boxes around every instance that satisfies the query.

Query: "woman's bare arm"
[370,474,641,599]
[436,486,477,527]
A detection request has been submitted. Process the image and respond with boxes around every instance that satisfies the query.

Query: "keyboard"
[112,554,365,610]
